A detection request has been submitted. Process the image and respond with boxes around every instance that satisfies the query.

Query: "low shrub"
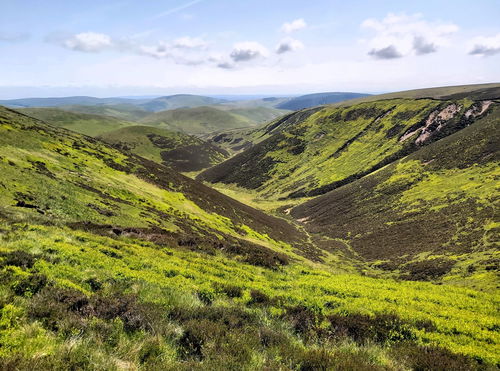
[391,342,480,371]
[283,304,324,339]
[328,313,415,344]
[248,289,273,306]
[196,289,216,305]
[213,282,243,298]
[0,250,40,269]
[401,258,455,281]
[12,273,48,296]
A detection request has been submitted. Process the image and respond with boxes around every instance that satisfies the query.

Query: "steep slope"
[291,106,499,288]
[202,107,322,155]
[98,126,229,172]
[140,106,254,134]
[17,108,136,136]
[199,98,497,200]
[139,94,227,112]
[0,106,314,264]
[276,92,370,110]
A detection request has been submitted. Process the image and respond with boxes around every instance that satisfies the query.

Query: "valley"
[0,84,498,370]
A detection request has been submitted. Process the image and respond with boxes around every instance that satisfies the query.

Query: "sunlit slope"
[0,106,313,263]
[17,108,136,136]
[58,103,151,121]
[98,125,229,172]
[1,223,498,368]
[139,106,255,134]
[139,94,226,112]
[199,98,496,200]
[292,105,499,286]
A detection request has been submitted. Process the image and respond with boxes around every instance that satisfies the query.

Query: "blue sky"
[0,0,499,98]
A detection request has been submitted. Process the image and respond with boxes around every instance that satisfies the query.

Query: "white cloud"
[60,32,211,66]
[368,45,402,60]
[173,36,207,49]
[276,38,304,54]
[281,18,307,33]
[230,41,268,62]
[63,32,113,52]
[468,33,500,57]
[361,13,458,59]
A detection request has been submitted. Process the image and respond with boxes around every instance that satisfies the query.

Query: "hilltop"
[140,106,257,134]
[16,108,136,136]
[57,104,151,121]
[139,94,227,112]
[98,125,229,173]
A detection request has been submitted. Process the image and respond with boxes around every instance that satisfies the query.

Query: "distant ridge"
[276,92,370,110]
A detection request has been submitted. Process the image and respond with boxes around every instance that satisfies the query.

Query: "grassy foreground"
[0,222,498,370]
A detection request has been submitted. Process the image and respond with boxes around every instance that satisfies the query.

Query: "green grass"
[98,125,228,172]
[17,108,136,136]
[0,106,305,257]
[58,104,151,121]
[0,223,498,368]
[0,89,499,369]
[199,97,485,200]
[139,106,257,135]
[290,104,499,289]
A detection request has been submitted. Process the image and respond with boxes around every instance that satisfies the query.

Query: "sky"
[0,0,499,98]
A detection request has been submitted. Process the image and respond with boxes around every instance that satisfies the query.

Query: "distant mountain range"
[276,92,371,110]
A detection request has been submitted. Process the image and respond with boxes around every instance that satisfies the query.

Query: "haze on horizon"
[1,0,499,99]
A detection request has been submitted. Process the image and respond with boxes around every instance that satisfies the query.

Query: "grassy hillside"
[292,106,499,288]
[98,126,229,173]
[216,106,289,125]
[17,108,136,136]
[140,106,255,135]
[2,223,498,369]
[58,104,151,121]
[198,98,496,200]
[0,102,499,369]
[139,95,226,112]
[202,108,321,155]
[276,92,370,110]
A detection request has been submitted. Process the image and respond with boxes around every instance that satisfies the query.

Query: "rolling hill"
[139,94,227,112]
[276,92,371,110]
[98,126,229,173]
[198,95,498,200]
[1,103,499,369]
[139,106,257,134]
[57,103,151,121]
[17,107,136,136]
